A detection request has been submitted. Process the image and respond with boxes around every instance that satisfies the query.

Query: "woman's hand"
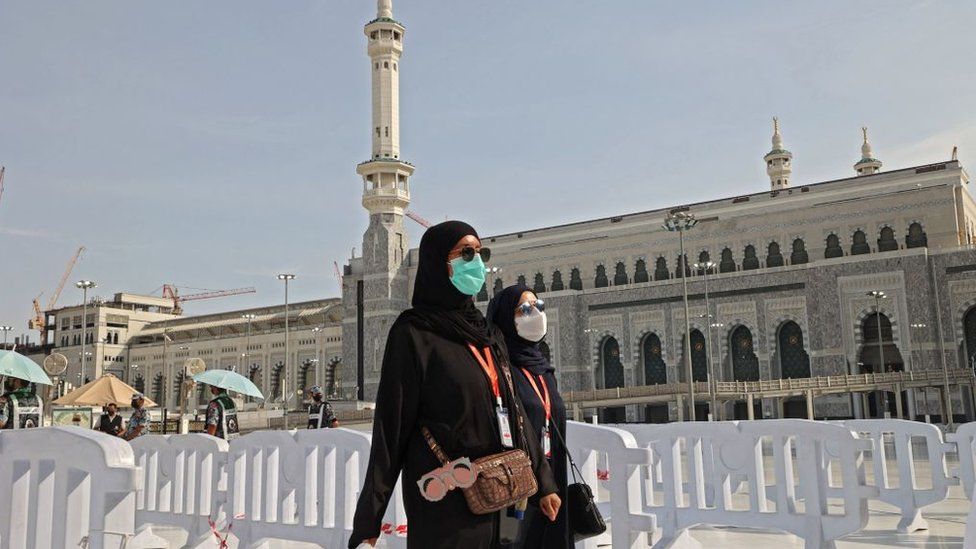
[539,493,561,522]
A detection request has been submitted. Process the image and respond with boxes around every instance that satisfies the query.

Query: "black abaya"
[349,315,558,548]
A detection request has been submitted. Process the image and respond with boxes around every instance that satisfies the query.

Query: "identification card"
[496,406,514,448]
[541,425,552,458]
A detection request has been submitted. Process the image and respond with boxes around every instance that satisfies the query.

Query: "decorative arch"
[326,356,341,396]
[777,321,811,378]
[964,306,976,370]
[678,329,708,382]
[516,274,527,288]
[790,238,809,264]
[697,251,711,273]
[742,245,759,270]
[594,265,609,288]
[675,254,691,278]
[633,259,649,283]
[569,268,583,291]
[851,229,870,255]
[654,257,670,281]
[551,270,565,292]
[613,262,628,285]
[729,325,760,381]
[852,306,903,358]
[133,374,145,394]
[825,233,843,258]
[878,226,898,252]
[533,273,547,294]
[906,221,928,248]
[598,335,626,422]
[493,278,504,296]
[719,248,736,273]
[766,241,784,267]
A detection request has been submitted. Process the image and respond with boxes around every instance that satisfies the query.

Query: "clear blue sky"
[1,0,974,337]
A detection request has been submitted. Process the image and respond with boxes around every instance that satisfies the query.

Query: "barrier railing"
[838,419,956,533]
[947,421,976,500]
[565,421,656,549]
[0,426,142,549]
[617,420,877,548]
[130,434,229,548]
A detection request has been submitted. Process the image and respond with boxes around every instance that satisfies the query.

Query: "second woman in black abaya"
[349,221,559,549]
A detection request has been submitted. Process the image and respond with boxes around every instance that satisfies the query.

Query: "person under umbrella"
[0,377,42,429]
[489,285,570,548]
[97,402,124,436]
[204,384,240,441]
[350,220,560,549]
[122,393,150,441]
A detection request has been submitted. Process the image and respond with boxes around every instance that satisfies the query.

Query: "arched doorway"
[963,307,976,370]
[730,326,761,419]
[680,329,709,420]
[599,337,626,423]
[858,312,905,417]
[641,333,668,423]
[777,321,811,418]
[325,357,341,396]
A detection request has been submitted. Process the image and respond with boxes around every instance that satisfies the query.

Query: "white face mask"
[515,308,548,342]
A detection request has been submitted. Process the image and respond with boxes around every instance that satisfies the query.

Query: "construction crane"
[405,210,432,228]
[333,261,342,284]
[30,246,86,341]
[161,284,256,315]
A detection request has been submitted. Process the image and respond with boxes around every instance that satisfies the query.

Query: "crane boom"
[29,246,86,340]
[405,210,432,228]
[48,246,86,310]
[161,284,256,315]
[0,166,5,207]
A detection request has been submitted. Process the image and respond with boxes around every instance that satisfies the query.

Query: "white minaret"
[854,127,882,176]
[764,117,793,190]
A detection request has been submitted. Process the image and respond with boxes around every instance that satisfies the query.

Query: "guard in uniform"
[205,385,240,440]
[306,385,339,429]
[0,377,42,429]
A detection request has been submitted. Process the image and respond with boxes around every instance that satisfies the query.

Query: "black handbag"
[551,423,607,542]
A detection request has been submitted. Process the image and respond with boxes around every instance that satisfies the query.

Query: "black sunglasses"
[458,246,491,263]
[518,299,545,315]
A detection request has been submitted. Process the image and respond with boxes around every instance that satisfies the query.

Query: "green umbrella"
[0,350,53,385]
[193,369,264,399]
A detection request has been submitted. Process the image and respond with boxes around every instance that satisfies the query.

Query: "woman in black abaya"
[489,285,571,549]
[349,221,560,549]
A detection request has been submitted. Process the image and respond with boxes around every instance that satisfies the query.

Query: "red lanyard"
[520,369,551,425]
[468,344,502,405]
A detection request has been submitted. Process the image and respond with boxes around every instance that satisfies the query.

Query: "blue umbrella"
[0,350,53,385]
[193,369,264,399]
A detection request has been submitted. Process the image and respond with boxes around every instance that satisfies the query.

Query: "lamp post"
[867,290,888,416]
[0,325,12,350]
[664,211,699,421]
[694,260,717,418]
[241,313,256,373]
[277,274,296,429]
[75,280,97,384]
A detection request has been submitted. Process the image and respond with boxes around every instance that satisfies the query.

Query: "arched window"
[825,234,843,258]
[325,357,341,396]
[964,307,976,370]
[540,342,552,363]
[133,374,145,394]
[594,265,609,288]
[906,222,928,248]
[533,273,547,294]
[517,274,526,287]
[493,278,504,296]
[851,230,870,255]
[719,248,736,273]
[152,373,165,405]
[766,242,784,267]
[633,259,649,283]
[299,360,314,393]
[613,262,628,285]
[791,238,809,264]
[675,254,691,278]
[477,283,488,302]
[654,257,670,281]
[270,361,284,402]
[878,226,898,252]
[569,268,583,291]
[599,337,626,422]
[730,326,760,381]
[681,329,709,382]
[742,245,759,270]
[551,270,564,292]
[642,333,667,385]
[697,251,711,274]
[778,321,810,378]
[859,313,903,372]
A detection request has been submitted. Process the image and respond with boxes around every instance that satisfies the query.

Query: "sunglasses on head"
[458,246,491,263]
[518,299,545,315]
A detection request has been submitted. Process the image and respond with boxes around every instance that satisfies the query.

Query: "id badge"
[496,406,514,448]
[541,424,552,458]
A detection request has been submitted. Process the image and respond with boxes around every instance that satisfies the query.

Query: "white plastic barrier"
[619,420,876,549]
[130,434,230,548]
[947,421,976,500]
[839,419,956,532]
[0,426,142,549]
[227,428,407,549]
[565,421,656,549]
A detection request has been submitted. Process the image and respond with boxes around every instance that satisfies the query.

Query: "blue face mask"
[449,255,487,296]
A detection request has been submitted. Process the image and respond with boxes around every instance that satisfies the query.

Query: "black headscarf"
[405,220,494,346]
[487,284,552,375]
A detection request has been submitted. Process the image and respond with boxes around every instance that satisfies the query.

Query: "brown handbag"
[419,346,538,515]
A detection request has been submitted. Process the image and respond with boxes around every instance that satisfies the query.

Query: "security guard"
[0,377,42,429]
[205,384,240,440]
[306,385,339,429]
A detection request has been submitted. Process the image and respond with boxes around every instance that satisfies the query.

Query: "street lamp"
[241,313,256,373]
[0,325,12,350]
[75,280,96,384]
[867,290,888,416]
[664,211,699,421]
[277,273,296,428]
[694,260,717,418]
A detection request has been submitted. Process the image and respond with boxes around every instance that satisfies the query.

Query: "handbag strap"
[548,421,586,486]
[493,346,532,453]
[421,426,452,467]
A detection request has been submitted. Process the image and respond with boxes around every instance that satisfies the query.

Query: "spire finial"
[378,0,392,18]
[862,126,869,144]
[855,126,882,175]
[773,116,780,134]
[771,116,783,149]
